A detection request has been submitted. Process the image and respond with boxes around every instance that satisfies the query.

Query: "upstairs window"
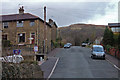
[30,20,35,26]
[17,21,24,27]
[2,34,7,40]
[111,27,120,32]
[3,22,9,28]
[18,33,25,42]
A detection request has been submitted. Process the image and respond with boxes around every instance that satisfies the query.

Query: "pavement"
[106,54,120,70]
[40,48,61,78]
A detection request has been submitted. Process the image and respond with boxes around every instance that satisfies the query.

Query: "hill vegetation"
[58,23,106,46]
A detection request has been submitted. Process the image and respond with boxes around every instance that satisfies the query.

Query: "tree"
[102,27,114,46]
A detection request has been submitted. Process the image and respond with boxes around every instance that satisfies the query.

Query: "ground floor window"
[18,33,25,43]
[2,34,7,40]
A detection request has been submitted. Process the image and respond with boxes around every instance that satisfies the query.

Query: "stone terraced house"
[0,6,58,56]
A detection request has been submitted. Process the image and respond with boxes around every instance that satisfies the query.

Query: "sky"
[0,0,119,27]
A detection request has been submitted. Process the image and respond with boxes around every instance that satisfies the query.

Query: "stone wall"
[2,63,43,78]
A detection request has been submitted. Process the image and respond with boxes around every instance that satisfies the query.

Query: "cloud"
[0,1,118,26]
[1,0,119,2]
[87,2,118,25]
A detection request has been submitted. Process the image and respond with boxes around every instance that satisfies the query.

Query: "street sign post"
[34,46,38,53]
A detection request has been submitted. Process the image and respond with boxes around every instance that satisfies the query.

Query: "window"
[18,33,25,42]
[30,20,35,26]
[3,22,9,28]
[2,34,7,40]
[30,33,35,44]
[111,27,120,32]
[116,27,120,32]
[111,28,116,32]
[17,21,24,27]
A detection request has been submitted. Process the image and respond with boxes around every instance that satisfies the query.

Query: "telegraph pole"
[0,28,2,79]
[44,6,47,58]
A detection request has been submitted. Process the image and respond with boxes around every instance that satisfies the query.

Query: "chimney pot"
[19,6,24,14]
[49,19,53,24]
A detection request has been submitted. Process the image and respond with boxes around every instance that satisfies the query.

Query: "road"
[50,46,119,79]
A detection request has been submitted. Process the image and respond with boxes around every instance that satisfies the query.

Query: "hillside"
[58,23,106,46]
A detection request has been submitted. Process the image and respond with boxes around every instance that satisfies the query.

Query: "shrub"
[105,45,113,52]
[20,60,38,65]
[53,41,59,48]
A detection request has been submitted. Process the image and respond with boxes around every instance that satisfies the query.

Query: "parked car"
[82,43,87,47]
[66,43,72,46]
[91,45,105,59]
[64,44,71,48]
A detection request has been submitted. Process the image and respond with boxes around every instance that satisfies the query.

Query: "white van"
[91,45,105,59]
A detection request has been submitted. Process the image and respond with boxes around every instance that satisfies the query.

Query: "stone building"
[48,19,58,50]
[108,23,120,34]
[0,6,54,55]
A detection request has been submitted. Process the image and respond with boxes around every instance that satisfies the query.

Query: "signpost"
[34,46,38,54]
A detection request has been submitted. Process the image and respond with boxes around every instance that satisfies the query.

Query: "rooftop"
[108,23,120,27]
[0,13,40,22]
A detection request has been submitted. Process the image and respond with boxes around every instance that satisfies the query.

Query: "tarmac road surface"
[50,46,119,79]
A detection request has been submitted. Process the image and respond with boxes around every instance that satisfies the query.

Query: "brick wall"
[106,48,120,59]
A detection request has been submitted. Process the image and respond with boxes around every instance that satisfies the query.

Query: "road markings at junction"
[47,58,59,80]
[106,59,120,71]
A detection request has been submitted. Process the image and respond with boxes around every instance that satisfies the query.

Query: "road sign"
[34,46,38,52]
[13,49,21,55]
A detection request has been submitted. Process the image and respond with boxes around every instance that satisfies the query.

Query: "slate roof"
[0,13,39,22]
[0,13,51,27]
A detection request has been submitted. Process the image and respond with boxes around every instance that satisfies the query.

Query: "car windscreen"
[93,47,104,52]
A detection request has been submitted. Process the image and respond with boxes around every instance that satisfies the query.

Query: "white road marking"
[114,65,120,71]
[106,59,120,70]
[47,58,59,80]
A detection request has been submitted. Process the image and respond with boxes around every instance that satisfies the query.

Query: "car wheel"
[103,57,105,60]
[91,56,93,59]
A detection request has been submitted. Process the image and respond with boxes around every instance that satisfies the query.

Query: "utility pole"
[44,6,47,60]
[0,28,2,79]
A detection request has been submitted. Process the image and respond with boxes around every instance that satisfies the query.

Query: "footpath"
[40,48,60,78]
[106,53,120,70]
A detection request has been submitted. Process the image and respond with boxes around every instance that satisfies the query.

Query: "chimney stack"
[19,6,24,14]
[44,6,46,23]
[49,19,53,24]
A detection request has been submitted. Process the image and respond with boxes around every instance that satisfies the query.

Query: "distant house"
[108,23,120,34]
[0,6,55,54]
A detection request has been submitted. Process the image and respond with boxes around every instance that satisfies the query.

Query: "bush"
[105,45,113,52]
[60,42,64,48]
[20,60,38,65]
[53,41,59,48]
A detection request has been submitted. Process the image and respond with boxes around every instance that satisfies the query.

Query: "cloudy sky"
[0,0,119,27]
